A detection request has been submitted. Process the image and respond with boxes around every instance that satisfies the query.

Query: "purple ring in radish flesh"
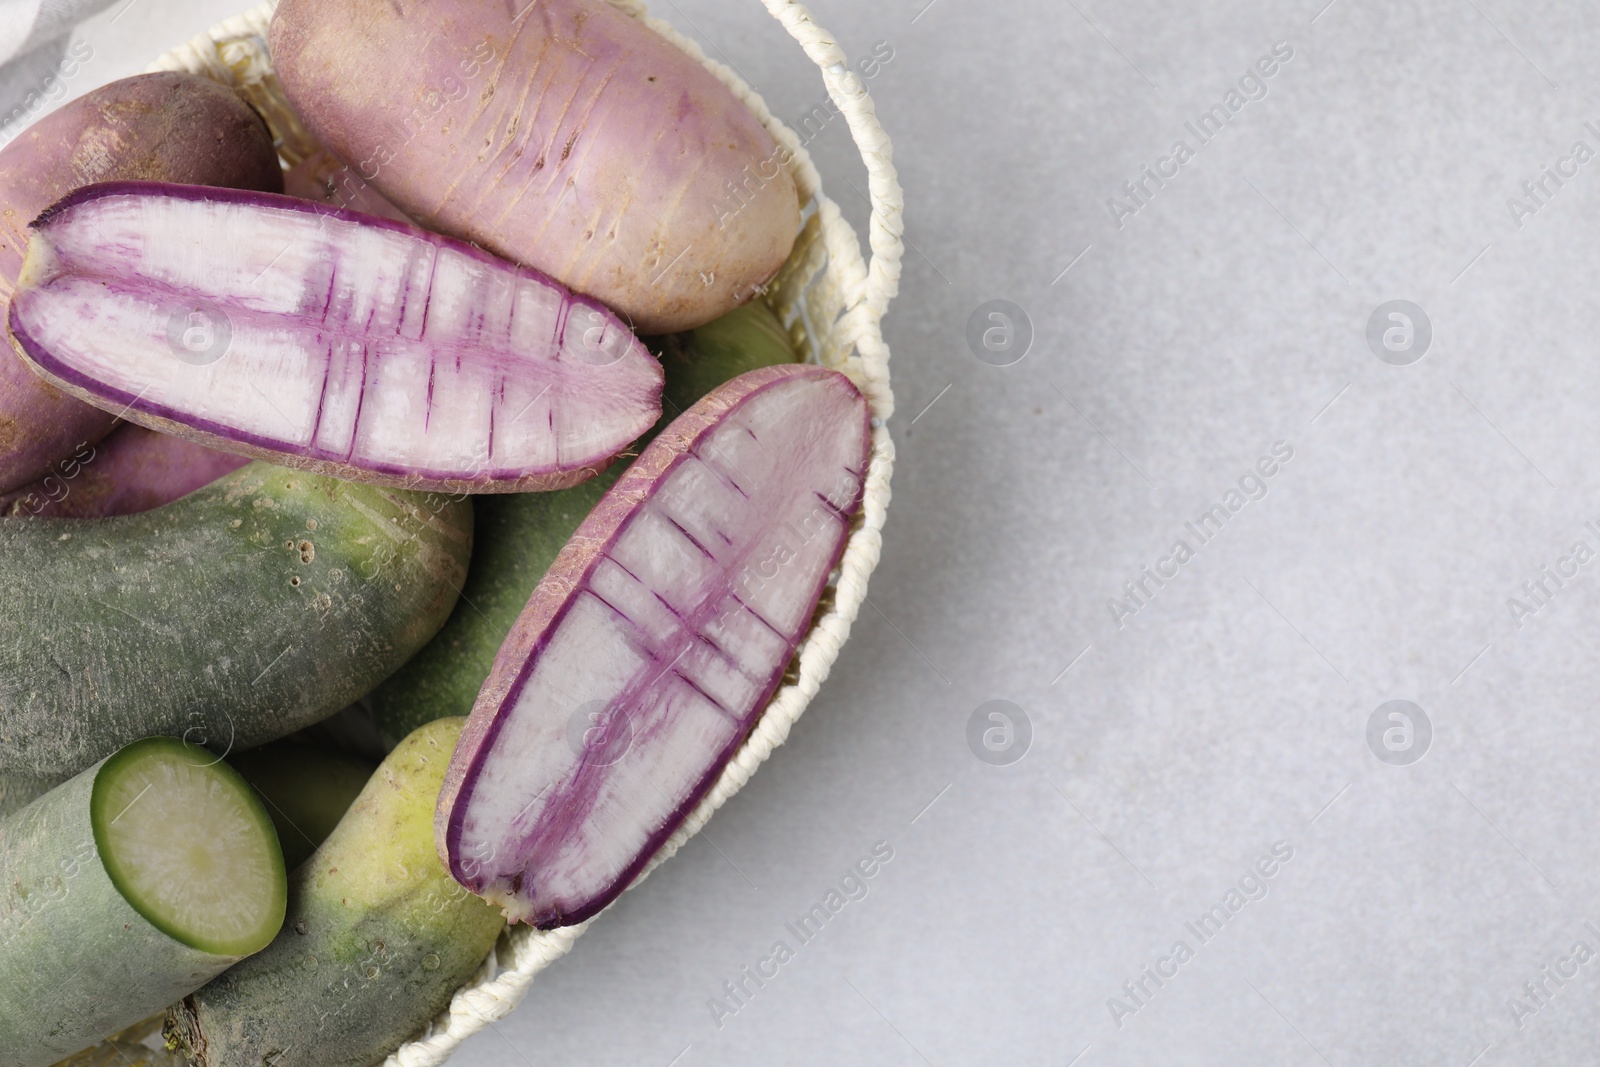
[5,182,663,493]
[436,364,871,927]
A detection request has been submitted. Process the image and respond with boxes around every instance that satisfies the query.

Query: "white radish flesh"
[6,182,663,493]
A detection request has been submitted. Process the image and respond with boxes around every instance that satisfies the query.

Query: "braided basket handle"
[759,0,903,319]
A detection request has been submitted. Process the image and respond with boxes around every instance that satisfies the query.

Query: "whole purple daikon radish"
[436,364,870,927]
[6,182,664,494]
[269,0,800,334]
[0,422,247,518]
[0,72,283,495]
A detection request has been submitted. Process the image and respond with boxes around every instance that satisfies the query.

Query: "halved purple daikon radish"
[6,182,662,493]
[436,364,870,927]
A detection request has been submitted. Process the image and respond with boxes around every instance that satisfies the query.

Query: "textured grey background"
[28,0,1600,1063]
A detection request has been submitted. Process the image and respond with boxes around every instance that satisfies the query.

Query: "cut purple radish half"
[6,182,662,493]
[436,364,870,927]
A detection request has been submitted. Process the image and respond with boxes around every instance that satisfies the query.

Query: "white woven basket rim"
[143,2,902,1063]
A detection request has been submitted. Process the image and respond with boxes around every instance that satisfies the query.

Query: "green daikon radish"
[0,772,59,818]
[228,743,375,871]
[0,737,286,1067]
[167,718,504,1067]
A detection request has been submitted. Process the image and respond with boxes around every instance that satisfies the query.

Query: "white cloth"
[0,0,44,66]
[0,0,114,141]
[1,0,110,64]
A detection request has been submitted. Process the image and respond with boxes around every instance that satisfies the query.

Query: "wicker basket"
[74,2,903,1063]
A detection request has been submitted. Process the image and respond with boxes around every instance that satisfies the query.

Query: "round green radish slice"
[437,364,871,928]
[0,737,285,1067]
[94,738,287,956]
[6,181,664,493]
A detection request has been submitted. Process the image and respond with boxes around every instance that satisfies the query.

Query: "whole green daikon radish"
[0,461,471,778]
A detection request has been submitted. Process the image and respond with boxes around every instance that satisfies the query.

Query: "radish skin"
[0,737,285,1067]
[7,182,664,493]
[437,365,870,927]
[269,0,800,333]
[0,72,283,494]
[0,461,471,778]
[281,146,414,223]
[0,423,247,519]
[0,772,58,818]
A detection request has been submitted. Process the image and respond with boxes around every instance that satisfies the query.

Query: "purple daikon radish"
[0,422,247,518]
[436,364,870,927]
[281,146,414,224]
[6,182,663,493]
[0,71,284,495]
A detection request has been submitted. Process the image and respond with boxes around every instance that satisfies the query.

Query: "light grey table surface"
[20,0,1600,1063]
